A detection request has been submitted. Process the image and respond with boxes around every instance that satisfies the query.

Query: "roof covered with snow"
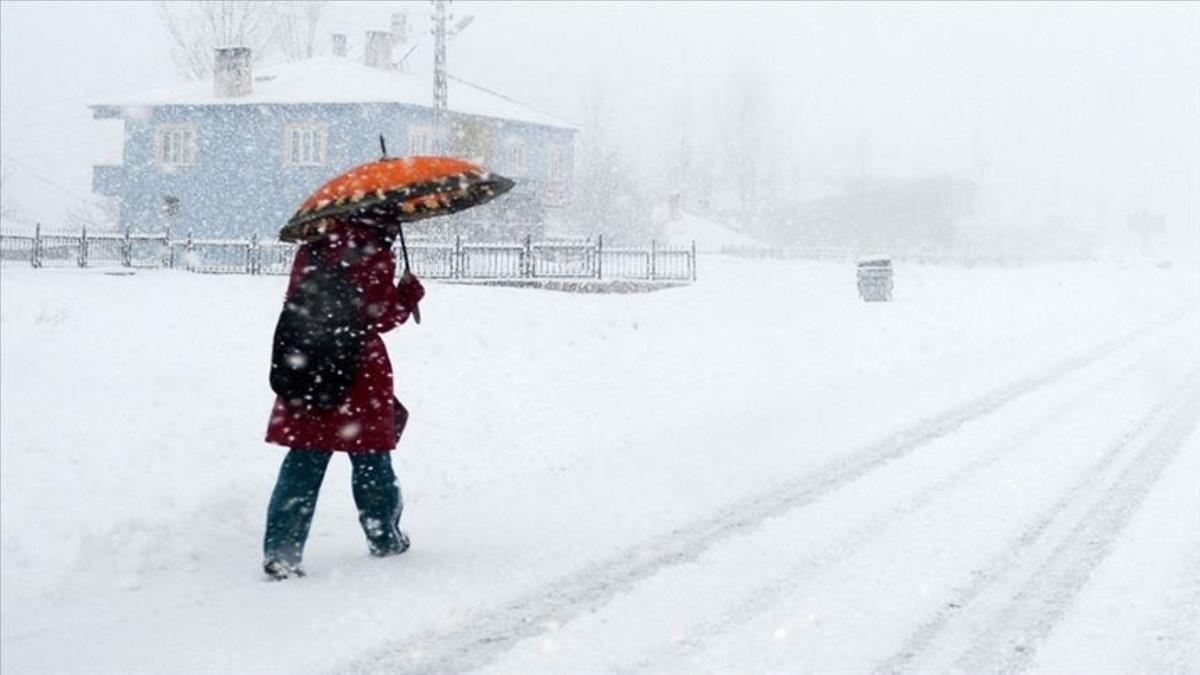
[91,57,576,130]
[662,210,767,252]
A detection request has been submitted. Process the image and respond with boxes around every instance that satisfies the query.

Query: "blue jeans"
[263,449,407,566]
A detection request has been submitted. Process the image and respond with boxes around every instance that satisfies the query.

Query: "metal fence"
[720,245,852,261]
[1,226,697,282]
[717,244,1096,267]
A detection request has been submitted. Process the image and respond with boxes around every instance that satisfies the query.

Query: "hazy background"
[2,1,1198,257]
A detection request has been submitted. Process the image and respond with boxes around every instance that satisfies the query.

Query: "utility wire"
[1,111,105,135]
[2,134,125,161]
[0,152,96,205]
[0,74,176,115]
[4,118,120,145]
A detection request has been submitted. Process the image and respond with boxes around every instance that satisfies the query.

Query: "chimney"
[364,30,393,69]
[332,33,348,57]
[213,46,252,98]
[390,12,410,72]
[390,13,408,45]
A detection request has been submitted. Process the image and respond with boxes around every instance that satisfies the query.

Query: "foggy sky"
[2,1,1197,253]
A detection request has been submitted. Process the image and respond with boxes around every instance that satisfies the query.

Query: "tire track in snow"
[953,381,1200,674]
[880,369,1200,674]
[1152,526,1200,671]
[343,305,1194,675]
[637,341,1188,673]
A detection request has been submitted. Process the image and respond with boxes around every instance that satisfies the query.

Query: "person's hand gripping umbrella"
[394,219,421,324]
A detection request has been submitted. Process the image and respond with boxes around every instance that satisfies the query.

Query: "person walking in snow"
[262,218,424,580]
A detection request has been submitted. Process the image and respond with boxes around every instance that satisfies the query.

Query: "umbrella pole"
[397,222,412,272]
[396,223,421,324]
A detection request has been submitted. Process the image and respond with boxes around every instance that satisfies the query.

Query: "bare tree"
[665,92,717,216]
[64,196,121,231]
[718,66,765,217]
[0,163,24,224]
[272,1,328,62]
[157,1,279,79]
[665,97,694,211]
[566,87,654,244]
[714,62,787,241]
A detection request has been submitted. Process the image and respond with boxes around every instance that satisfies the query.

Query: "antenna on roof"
[380,134,388,158]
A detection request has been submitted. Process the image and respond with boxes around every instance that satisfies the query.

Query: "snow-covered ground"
[660,210,766,252]
[1,257,1198,674]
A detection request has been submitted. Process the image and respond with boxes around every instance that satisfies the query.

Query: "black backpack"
[269,245,367,409]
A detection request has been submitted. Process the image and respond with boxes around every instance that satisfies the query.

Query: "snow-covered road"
[365,304,1200,674]
[2,258,1197,674]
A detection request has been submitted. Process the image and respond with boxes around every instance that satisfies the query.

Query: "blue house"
[90,48,576,240]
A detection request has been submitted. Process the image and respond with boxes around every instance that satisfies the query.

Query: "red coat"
[265,226,421,452]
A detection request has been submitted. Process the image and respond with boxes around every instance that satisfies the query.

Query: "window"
[283,123,328,166]
[548,145,569,182]
[505,139,526,176]
[408,126,436,155]
[155,124,197,167]
[544,144,569,207]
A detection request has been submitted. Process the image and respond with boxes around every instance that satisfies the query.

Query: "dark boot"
[349,452,408,557]
[263,449,333,577]
[263,559,307,581]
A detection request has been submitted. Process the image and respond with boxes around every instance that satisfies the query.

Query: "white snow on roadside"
[1,258,1197,673]
[1029,426,1200,674]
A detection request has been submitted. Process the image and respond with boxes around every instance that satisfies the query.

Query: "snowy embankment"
[1,258,1197,674]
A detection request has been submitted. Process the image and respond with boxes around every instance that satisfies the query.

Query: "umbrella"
[280,137,515,245]
[280,138,515,324]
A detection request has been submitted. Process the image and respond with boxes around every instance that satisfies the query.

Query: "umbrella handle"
[395,223,420,324]
[396,222,413,272]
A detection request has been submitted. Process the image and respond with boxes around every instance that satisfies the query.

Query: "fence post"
[164,226,173,269]
[596,234,603,280]
[32,222,42,268]
[454,234,462,279]
[79,225,88,268]
[649,239,657,281]
[122,226,132,267]
[691,240,697,281]
[249,233,259,275]
[523,234,533,278]
[185,230,194,272]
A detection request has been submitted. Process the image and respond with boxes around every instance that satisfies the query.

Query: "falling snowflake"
[339,422,362,440]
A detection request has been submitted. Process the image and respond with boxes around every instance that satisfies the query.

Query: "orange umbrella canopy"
[280,156,515,243]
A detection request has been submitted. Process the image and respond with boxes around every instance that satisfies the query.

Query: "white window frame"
[154,124,197,167]
[407,125,436,156]
[505,138,527,176]
[548,144,569,182]
[283,122,329,167]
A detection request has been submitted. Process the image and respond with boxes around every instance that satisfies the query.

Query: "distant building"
[764,176,977,253]
[659,208,767,253]
[90,45,576,239]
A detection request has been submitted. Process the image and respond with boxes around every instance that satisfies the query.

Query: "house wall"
[92,103,575,240]
[432,117,574,239]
